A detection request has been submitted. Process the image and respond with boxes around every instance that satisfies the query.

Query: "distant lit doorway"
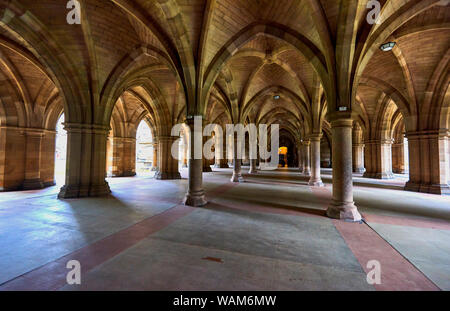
[279,147,288,168]
[136,120,153,176]
[54,113,67,185]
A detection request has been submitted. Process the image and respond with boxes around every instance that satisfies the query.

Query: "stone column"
[326,119,362,222]
[151,142,158,171]
[89,125,111,196]
[249,159,257,174]
[231,135,244,182]
[109,137,124,177]
[308,134,324,186]
[0,126,26,191]
[22,129,45,190]
[392,141,405,174]
[352,143,366,173]
[183,118,207,206]
[155,136,181,180]
[302,140,311,176]
[248,142,258,174]
[214,137,229,168]
[122,138,136,177]
[363,140,394,179]
[202,134,212,172]
[405,130,450,194]
[58,123,111,198]
[298,144,304,173]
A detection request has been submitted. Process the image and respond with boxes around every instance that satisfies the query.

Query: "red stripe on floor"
[0,205,195,291]
[207,182,238,197]
[333,220,439,291]
[363,213,450,231]
[310,186,440,291]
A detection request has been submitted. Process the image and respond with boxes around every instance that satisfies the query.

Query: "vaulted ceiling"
[0,0,448,144]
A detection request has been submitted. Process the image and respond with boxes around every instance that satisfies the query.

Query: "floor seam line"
[362,219,443,291]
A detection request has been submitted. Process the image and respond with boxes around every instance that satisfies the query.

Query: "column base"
[375,172,394,179]
[22,178,44,190]
[248,168,258,174]
[393,169,406,174]
[214,163,229,168]
[363,172,394,179]
[326,202,362,222]
[155,171,182,180]
[89,182,111,196]
[58,182,111,198]
[183,190,207,207]
[231,173,244,183]
[302,170,311,177]
[58,185,80,199]
[203,166,213,173]
[308,179,324,187]
[405,181,450,195]
[122,171,136,177]
[353,167,366,174]
[43,181,56,188]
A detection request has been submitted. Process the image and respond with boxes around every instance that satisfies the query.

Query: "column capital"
[185,115,206,128]
[352,143,365,148]
[21,128,46,137]
[330,118,353,128]
[63,123,111,135]
[300,139,311,146]
[308,133,323,141]
[365,139,394,145]
[112,136,136,143]
[405,130,442,140]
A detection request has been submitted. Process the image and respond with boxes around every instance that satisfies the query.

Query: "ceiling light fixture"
[380,42,396,52]
[273,95,280,100]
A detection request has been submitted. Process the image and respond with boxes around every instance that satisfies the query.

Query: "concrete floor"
[0,168,448,291]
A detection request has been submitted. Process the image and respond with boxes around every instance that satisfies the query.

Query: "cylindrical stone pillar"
[352,143,366,173]
[231,135,244,182]
[326,119,362,222]
[303,140,311,176]
[214,138,229,168]
[308,134,324,186]
[249,159,257,174]
[183,119,207,206]
[298,144,304,173]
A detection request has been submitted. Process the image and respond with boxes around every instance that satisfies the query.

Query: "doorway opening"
[136,120,153,175]
[54,113,67,185]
